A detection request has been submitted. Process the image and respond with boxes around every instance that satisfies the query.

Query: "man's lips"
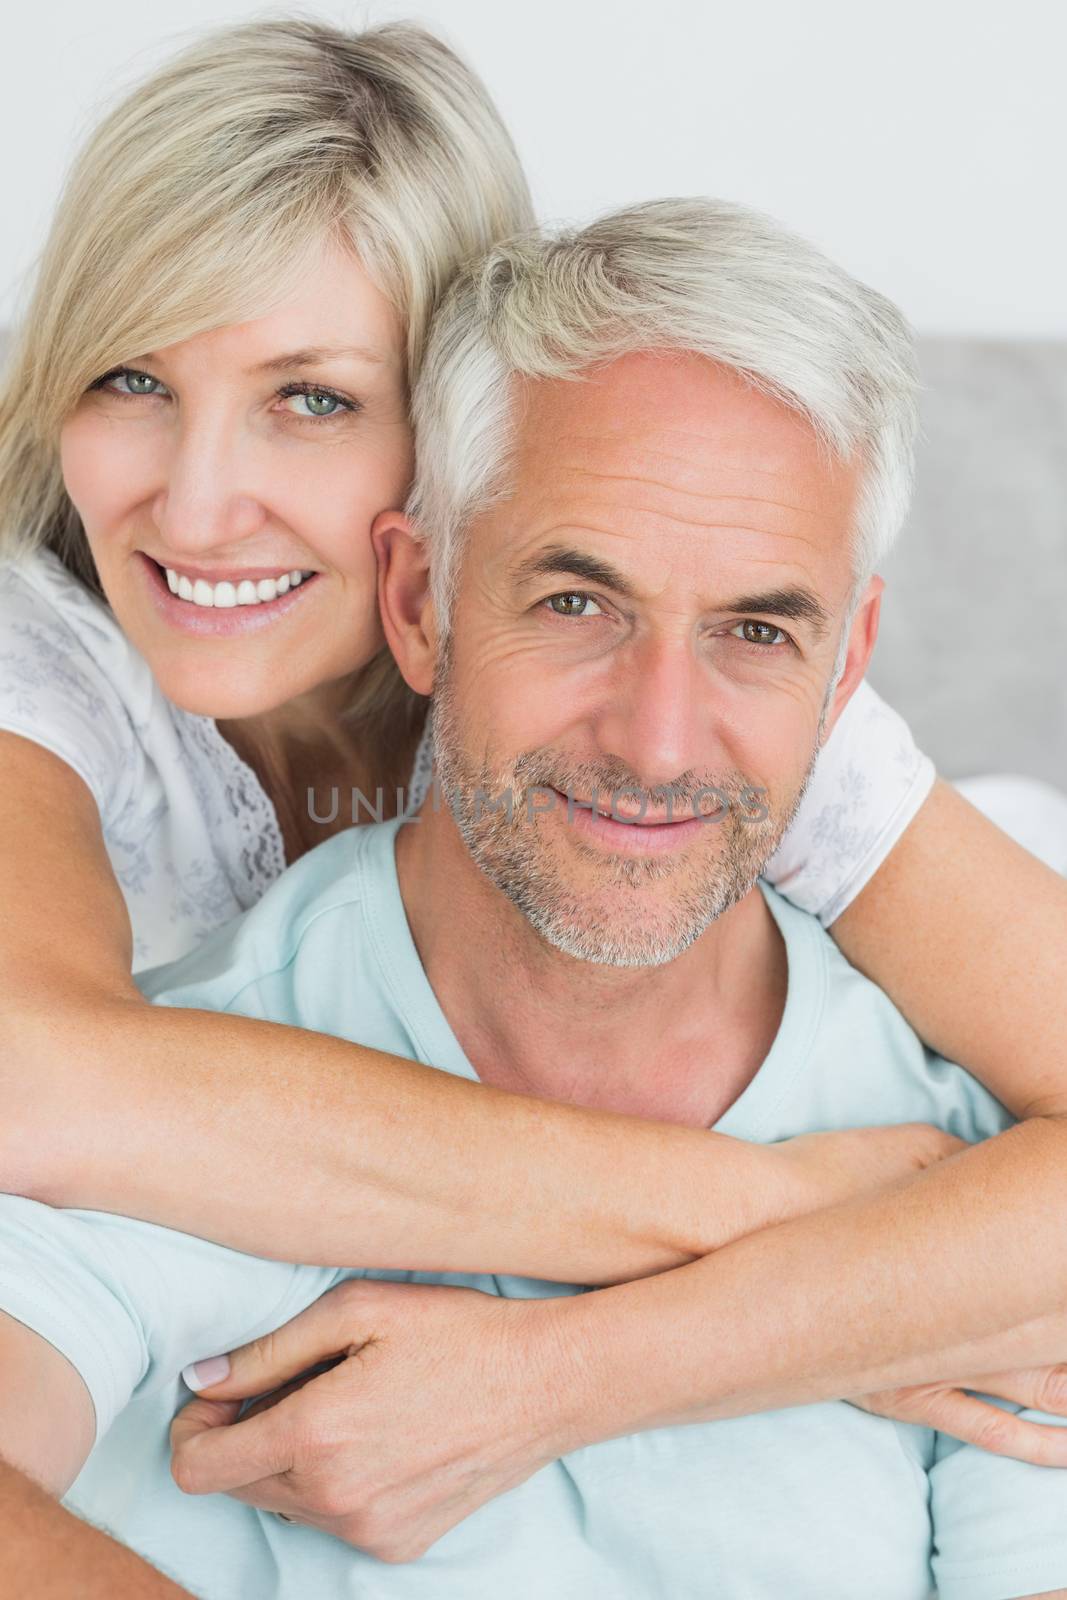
[550,787,700,826]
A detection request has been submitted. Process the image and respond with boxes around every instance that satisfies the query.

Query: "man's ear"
[371,511,438,697]
[818,575,884,745]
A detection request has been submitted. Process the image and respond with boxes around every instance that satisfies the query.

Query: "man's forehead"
[515,351,821,458]
[479,354,860,615]
[509,354,852,520]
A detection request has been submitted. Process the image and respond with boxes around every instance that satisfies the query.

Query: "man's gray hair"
[409,197,920,662]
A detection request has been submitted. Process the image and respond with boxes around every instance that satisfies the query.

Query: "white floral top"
[0,549,933,971]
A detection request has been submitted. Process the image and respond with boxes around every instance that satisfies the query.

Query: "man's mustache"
[494,757,771,823]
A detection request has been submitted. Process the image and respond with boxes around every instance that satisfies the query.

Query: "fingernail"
[181,1355,231,1392]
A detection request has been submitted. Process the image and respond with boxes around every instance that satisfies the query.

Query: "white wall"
[2,0,1064,335]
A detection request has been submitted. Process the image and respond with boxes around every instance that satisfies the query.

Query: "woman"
[2,12,1067,1542]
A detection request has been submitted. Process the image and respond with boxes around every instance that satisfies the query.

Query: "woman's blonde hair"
[0,16,533,749]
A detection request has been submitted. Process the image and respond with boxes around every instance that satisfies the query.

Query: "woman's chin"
[151,664,309,723]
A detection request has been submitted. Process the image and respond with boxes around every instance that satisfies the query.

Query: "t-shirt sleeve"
[0,560,137,825]
[762,677,936,927]
[929,1412,1067,1600]
[0,1195,333,1449]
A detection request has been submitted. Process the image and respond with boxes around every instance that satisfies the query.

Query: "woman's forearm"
[830,777,1067,1120]
[556,1112,1067,1440]
[11,989,804,1280]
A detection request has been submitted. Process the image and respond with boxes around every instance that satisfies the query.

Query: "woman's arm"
[4,732,941,1280]
[557,1108,1067,1436]
[829,775,1067,1119]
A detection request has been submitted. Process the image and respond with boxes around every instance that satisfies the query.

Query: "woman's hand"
[170,1278,581,1563]
[853,1303,1067,1462]
[854,1366,1067,1463]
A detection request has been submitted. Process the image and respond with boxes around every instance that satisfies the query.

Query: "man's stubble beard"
[429,644,826,968]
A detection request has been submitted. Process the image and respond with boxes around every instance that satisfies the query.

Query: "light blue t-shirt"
[0,815,1065,1600]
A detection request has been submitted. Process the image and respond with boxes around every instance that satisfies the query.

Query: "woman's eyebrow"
[247,344,390,374]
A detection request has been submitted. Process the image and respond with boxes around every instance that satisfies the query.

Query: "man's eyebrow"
[510,546,834,637]
[246,344,390,375]
[722,587,834,638]
[510,546,640,598]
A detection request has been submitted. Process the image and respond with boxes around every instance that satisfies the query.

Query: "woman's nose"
[149,419,268,554]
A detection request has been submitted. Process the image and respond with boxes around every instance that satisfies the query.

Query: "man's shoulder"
[137,817,400,1011]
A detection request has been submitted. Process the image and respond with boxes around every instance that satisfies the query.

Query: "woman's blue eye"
[285,390,343,418]
[277,384,358,421]
[546,592,603,618]
[95,369,165,397]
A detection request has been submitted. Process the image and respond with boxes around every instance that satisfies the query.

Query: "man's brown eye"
[548,592,598,617]
[738,620,786,646]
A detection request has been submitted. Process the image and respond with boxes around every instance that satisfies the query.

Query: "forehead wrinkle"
[534,484,827,545]
[571,468,824,522]
[539,445,830,525]
[539,419,824,476]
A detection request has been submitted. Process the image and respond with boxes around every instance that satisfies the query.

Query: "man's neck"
[395,806,789,1130]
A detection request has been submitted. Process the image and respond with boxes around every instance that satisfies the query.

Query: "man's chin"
[506,862,759,969]
[535,925,704,969]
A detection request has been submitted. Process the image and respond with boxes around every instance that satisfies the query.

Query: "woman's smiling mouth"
[139,552,322,636]
[161,562,316,608]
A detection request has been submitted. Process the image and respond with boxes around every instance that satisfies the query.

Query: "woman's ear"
[371,511,438,696]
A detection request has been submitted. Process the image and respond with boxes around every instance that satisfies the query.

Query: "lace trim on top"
[405,709,435,815]
[171,709,288,910]
[172,706,435,908]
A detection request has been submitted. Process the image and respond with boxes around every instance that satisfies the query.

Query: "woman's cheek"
[58,414,109,523]
[60,412,158,538]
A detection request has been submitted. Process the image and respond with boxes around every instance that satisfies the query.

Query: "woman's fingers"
[858,1377,1067,1467]
[962,1366,1067,1416]
[180,1281,373,1402]
[170,1393,294,1495]
[919,1390,1067,1466]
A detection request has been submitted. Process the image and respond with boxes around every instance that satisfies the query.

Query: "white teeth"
[163,566,314,608]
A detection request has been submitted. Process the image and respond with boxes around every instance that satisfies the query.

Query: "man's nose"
[592,633,718,792]
[149,414,267,554]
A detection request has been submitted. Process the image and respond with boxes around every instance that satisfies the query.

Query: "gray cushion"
[873,339,1067,788]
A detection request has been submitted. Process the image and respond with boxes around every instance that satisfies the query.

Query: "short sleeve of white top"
[0,549,935,971]
[762,680,937,925]
[0,550,288,970]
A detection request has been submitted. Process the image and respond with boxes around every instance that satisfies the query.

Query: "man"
[2,198,1067,1599]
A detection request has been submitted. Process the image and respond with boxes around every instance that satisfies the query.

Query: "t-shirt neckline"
[360,816,829,1135]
